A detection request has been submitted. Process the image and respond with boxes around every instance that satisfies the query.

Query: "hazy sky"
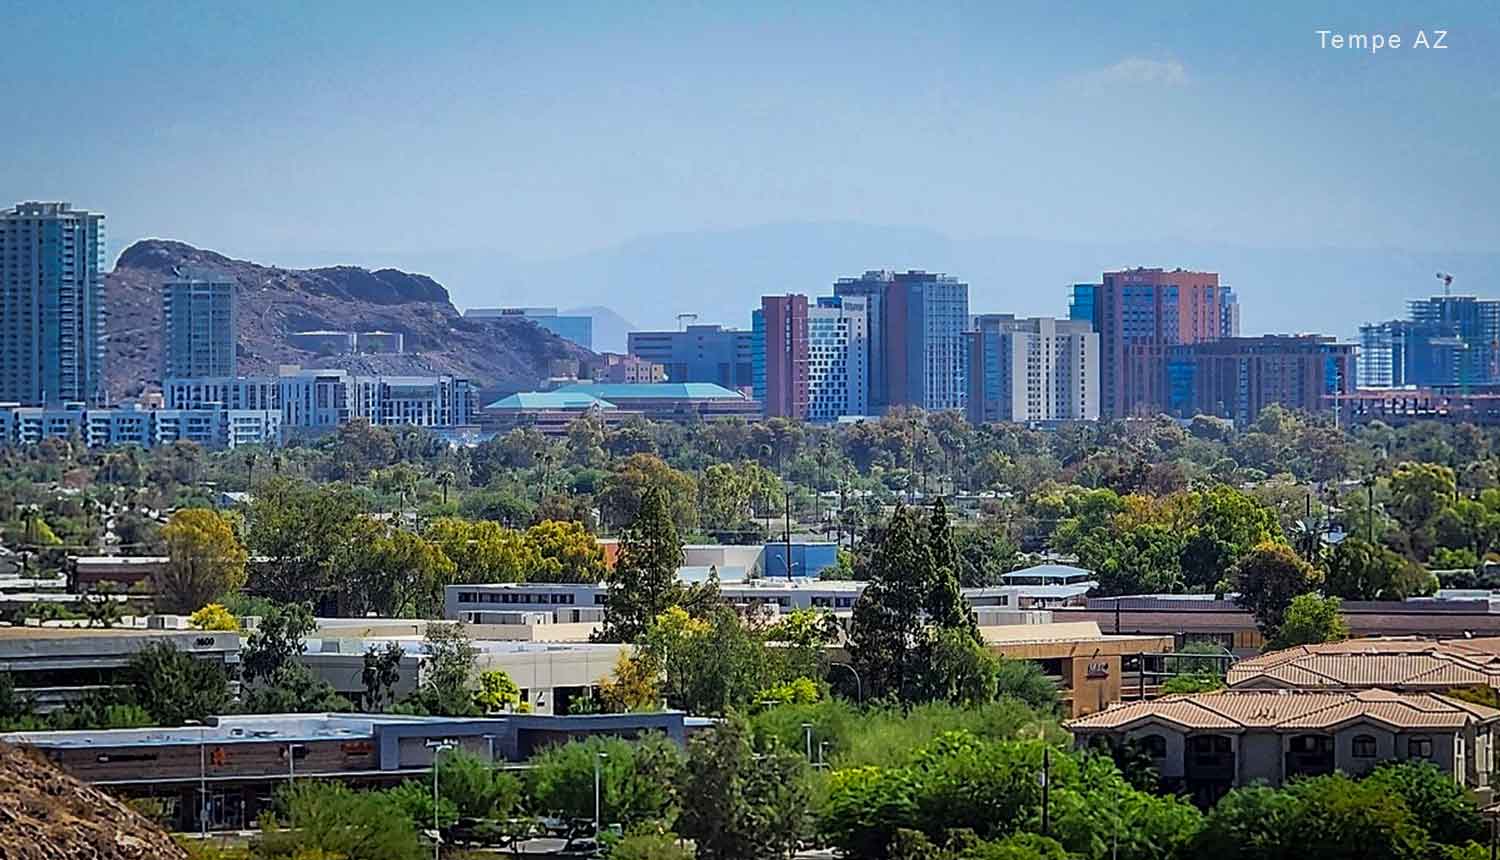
[5,1,1497,269]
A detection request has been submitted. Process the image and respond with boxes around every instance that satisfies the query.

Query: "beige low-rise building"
[979,622,1173,718]
[1066,689,1500,805]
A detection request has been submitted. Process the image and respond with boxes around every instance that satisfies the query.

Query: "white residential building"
[967,315,1099,423]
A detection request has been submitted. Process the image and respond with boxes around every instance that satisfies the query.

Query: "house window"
[1352,735,1377,758]
[1408,737,1434,759]
[1139,734,1168,758]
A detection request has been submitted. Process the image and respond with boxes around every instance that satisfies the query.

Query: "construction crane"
[1437,271,1454,296]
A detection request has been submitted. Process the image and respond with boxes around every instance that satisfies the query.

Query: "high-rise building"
[760,295,808,418]
[1220,287,1241,338]
[759,294,869,421]
[464,307,593,350]
[627,324,754,391]
[1358,295,1500,389]
[834,270,968,412]
[162,269,237,380]
[0,202,107,406]
[966,315,1098,423]
[1165,335,1355,425]
[1087,268,1224,418]
[1068,284,1098,327]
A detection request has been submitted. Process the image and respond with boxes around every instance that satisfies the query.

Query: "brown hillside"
[104,239,594,401]
[0,742,188,859]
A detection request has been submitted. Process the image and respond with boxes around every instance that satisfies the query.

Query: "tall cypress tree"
[926,498,978,640]
[848,505,931,701]
[600,487,687,642]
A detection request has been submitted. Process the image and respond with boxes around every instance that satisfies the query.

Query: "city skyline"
[2,3,1496,336]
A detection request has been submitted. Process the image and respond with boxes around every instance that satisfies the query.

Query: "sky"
[4,1,1498,312]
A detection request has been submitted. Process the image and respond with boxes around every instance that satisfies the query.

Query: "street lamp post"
[831,662,862,703]
[801,723,813,762]
[425,739,457,860]
[594,751,609,838]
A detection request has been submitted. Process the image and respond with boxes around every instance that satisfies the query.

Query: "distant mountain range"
[376,222,1500,341]
[103,240,593,401]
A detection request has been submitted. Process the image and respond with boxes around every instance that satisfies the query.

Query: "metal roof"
[484,391,617,410]
[551,382,747,400]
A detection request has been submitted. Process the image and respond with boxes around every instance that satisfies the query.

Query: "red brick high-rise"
[1091,268,1223,418]
[761,294,810,418]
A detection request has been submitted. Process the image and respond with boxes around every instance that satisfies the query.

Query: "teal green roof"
[553,383,747,400]
[485,391,617,410]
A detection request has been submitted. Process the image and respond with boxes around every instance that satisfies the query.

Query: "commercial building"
[4,710,687,833]
[0,202,107,406]
[980,622,1173,718]
[481,390,624,436]
[164,366,475,440]
[1067,284,1098,326]
[1082,268,1225,418]
[162,270,237,379]
[833,270,968,412]
[465,307,593,350]
[1335,386,1500,427]
[1360,295,1500,389]
[1066,689,1499,805]
[1060,593,1500,656]
[596,353,666,384]
[356,331,404,354]
[1164,334,1356,425]
[0,404,282,450]
[966,315,1098,423]
[759,295,869,420]
[0,626,242,712]
[541,382,760,421]
[627,324,754,391]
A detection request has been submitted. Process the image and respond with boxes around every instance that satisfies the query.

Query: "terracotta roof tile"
[1066,689,1500,733]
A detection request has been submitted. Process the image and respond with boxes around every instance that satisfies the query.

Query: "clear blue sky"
[5,1,1496,268]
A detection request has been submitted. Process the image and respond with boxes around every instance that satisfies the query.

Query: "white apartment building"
[807,296,869,420]
[967,315,1099,423]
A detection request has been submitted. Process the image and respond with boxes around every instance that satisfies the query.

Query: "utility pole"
[1040,746,1052,837]
[785,489,794,581]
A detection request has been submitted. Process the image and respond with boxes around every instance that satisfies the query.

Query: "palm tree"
[245,451,259,490]
[436,469,455,505]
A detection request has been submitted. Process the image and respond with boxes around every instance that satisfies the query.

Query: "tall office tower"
[1166,335,1355,425]
[0,202,107,406]
[966,315,1099,424]
[464,307,593,350]
[1220,287,1241,338]
[760,294,808,418]
[1358,321,1408,388]
[162,269,237,379]
[834,270,968,412]
[759,294,869,420]
[1068,284,1099,326]
[627,324,754,390]
[1092,268,1224,418]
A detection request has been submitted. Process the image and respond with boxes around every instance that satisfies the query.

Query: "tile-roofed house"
[1226,637,1500,691]
[1066,688,1499,806]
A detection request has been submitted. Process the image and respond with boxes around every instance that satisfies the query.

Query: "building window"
[1139,734,1168,758]
[1408,738,1433,759]
[1353,735,1378,758]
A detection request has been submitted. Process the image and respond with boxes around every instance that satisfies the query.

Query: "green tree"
[254,781,424,860]
[247,478,366,604]
[611,828,696,860]
[677,716,809,860]
[241,602,351,713]
[341,524,455,617]
[526,735,684,827]
[1323,538,1435,601]
[1231,542,1321,635]
[599,453,700,531]
[850,505,981,704]
[526,519,608,583]
[434,746,522,820]
[473,669,522,713]
[1388,462,1458,558]
[361,641,404,711]
[425,517,542,584]
[124,641,231,726]
[1270,593,1349,650]
[600,487,714,642]
[157,508,249,614]
[1363,761,1484,846]
[403,622,479,716]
